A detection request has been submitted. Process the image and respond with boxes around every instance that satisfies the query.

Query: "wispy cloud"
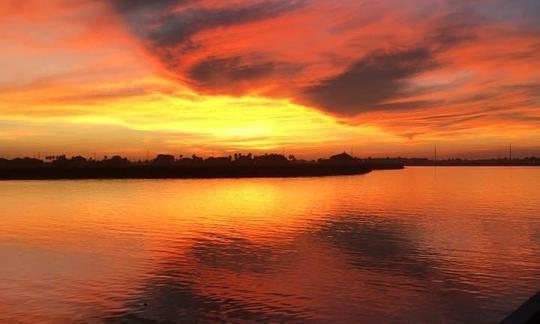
[0,0,539,156]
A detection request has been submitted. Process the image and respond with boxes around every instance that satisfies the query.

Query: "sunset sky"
[1,0,539,159]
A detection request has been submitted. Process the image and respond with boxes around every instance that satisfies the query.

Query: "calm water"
[1,167,540,323]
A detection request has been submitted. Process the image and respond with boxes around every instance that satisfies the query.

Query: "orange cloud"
[0,0,539,158]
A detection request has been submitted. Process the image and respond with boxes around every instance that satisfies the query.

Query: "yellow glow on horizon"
[2,77,539,158]
[0,77,402,154]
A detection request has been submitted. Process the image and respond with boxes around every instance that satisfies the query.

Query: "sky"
[0,0,539,159]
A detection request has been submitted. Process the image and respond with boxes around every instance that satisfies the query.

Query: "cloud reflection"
[190,234,297,273]
[104,234,307,323]
[314,217,434,277]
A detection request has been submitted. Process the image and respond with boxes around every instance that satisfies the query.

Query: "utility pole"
[509,144,512,160]
[434,144,438,164]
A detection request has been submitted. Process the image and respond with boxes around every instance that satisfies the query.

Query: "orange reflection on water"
[1,167,540,322]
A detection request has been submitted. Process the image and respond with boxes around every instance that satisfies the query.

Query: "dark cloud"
[471,0,540,25]
[188,56,301,93]
[51,86,155,104]
[299,47,438,115]
[369,100,442,111]
[189,57,275,89]
[153,1,303,46]
[113,0,306,93]
[429,15,479,50]
[114,0,304,47]
[110,0,539,122]
[504,115,540,123]
[297,16,481,116]
[113,0,186,13]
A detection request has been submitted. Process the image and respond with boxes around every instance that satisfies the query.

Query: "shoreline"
[0,164,404,180]
[405,165,540,167]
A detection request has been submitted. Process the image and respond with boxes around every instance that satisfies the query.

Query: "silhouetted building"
[253,154,289,166]
[177,157,195,165]
[102,155,130,167]
[327,152,356,164]
[153,154,175,166]
[205,156,232,165]
[51,155,69,168]
[6,157,43,168]
[70,156,88,167]
[234,153,253,165]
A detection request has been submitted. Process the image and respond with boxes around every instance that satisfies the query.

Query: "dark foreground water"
[1,167,539,323]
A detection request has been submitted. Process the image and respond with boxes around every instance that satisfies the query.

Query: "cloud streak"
[300,47,437,115]
[111,0,540,117]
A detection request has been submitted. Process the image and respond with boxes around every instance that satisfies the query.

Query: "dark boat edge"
[500,291,540,324]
